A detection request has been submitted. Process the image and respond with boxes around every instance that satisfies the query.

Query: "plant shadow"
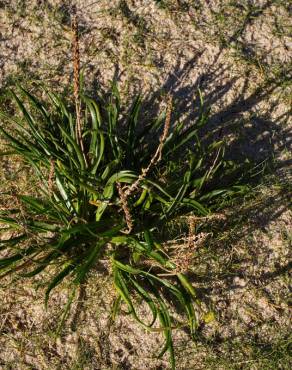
[87,46,291,346]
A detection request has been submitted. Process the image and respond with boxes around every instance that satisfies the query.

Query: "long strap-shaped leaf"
[11,91,51,156]
[73,239,108,285]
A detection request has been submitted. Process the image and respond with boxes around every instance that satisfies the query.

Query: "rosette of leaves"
[0,84,247,368]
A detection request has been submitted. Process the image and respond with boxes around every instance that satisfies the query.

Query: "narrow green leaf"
[45,262,76,307]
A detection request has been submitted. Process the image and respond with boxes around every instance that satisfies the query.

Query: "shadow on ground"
[0,2,291,367]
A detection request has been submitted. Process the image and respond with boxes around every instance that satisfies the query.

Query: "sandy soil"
[0,1,291,369]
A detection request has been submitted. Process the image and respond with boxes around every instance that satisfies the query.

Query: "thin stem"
[71,10,87,166]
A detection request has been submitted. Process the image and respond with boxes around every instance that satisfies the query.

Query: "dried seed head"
[160,94,173,144]
[124,94,173,199]
[71,13,80,105]
[71,10,87,166]
[116,182,133,234]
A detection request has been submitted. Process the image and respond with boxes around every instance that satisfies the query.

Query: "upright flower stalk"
[71,10,87,166]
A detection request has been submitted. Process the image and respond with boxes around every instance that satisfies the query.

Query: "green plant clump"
[0,83,247,368]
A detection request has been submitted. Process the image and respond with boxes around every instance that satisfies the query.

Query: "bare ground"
[0,1,291,369]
